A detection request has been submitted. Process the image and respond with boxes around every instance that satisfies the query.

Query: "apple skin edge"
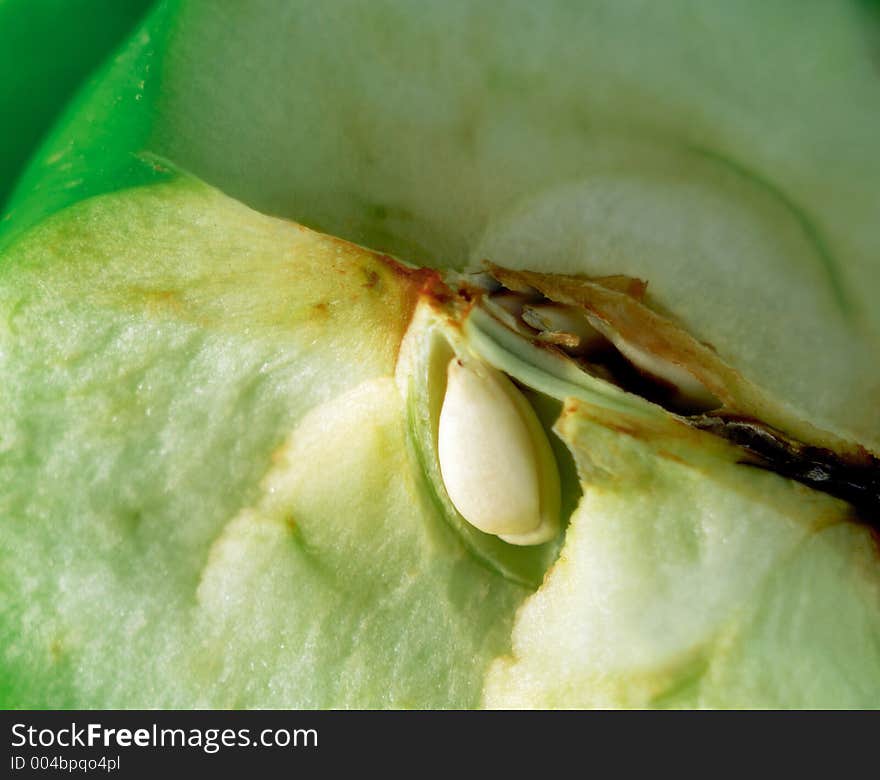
[1,0,880,709]
[0,0,155,212]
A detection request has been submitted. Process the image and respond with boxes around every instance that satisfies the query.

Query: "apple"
[1,0,879,708]
[0,0,153,208]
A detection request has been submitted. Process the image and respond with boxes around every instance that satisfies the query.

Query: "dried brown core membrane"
[463,264,880,522]
[479,269,723,416]
[691,415,880,518]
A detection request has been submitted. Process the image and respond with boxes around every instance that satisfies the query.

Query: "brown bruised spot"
[130,287,184,316]
[415,267,461,309]
[368,252,453,311]
[361,268,380,289]
[370,258,453,364]
[284,515,298,533]
[270,442,289,465]
[375,252,442,286]
[282,218,435,296]
[562,399,581,418]
[557,397,654,441]
[597,417,652,440]
[49,637,64,664]
[657,450,688,465]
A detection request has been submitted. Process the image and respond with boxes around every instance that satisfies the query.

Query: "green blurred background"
[0,0,155,210]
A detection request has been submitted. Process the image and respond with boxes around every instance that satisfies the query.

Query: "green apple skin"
[2,1,880,708]
[0,0,154,210]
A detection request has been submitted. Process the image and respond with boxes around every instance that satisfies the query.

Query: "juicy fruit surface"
[2,0,880,709]
[1,178,879,708]
[0,180,525,707]
[485,402,880,709]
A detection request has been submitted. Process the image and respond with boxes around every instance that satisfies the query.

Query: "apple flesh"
[1,0,880,708]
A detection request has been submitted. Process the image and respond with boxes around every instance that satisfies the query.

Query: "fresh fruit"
[0,180,527,708]
[2,0,879,708]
